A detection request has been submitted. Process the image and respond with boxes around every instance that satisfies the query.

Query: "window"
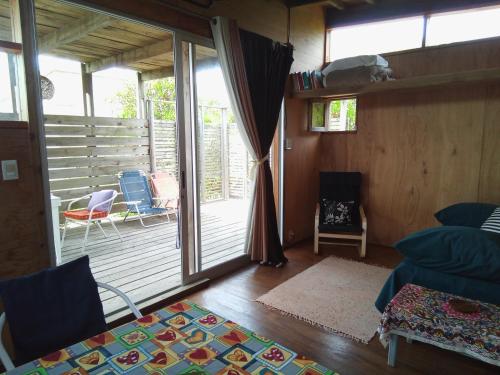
[309,97,357,132]
[426,6,500,46]
[328,16,424,61]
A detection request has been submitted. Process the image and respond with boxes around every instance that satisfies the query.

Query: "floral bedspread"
[378,283,500,366]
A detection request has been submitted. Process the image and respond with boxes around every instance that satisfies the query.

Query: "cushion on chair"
[320,199,356,225]
[318,223,363,234]
[64,209,109,220]
[87,190,115,212]
[0,256,107,365]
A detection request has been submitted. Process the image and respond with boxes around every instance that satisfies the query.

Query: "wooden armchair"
[313,172,367,257]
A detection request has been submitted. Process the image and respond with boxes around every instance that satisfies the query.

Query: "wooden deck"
[60,199,248,315]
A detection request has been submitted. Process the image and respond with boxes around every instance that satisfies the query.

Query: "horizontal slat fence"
[45,114,151,216]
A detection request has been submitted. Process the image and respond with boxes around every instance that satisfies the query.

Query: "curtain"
[211,17,293,266]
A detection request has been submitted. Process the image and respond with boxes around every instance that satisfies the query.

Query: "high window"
[327,5,500,62]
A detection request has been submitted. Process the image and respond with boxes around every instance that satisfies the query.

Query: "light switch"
[2,160,19,181]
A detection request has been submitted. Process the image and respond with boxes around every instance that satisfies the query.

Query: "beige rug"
[256,256,391,343]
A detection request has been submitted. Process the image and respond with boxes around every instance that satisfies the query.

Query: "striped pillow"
[481,207,500,234]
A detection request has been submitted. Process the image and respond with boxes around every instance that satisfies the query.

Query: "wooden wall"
[283,6,325,246]
[319,38,500,246]
[0,123,50,279]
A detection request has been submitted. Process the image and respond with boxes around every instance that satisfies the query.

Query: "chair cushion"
[87,190,115,212]
[434,202,498,228]
[64,209,108,220]
[0,256,107,365]
[320,199,356,225]
[318,223,363,234]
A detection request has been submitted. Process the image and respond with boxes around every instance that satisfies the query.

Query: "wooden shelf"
[293,67,500,99]
[0,40,22,54]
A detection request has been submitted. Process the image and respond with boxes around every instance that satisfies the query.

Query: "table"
[378,283,500,368]
[8,300,337,374]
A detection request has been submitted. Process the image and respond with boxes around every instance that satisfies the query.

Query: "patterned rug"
[11,300,337,375]
[256,257,392,343]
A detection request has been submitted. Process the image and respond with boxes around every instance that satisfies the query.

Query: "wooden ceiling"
[0,0,215,80]
[287,0,372,9]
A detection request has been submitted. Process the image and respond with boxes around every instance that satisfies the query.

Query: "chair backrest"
[0,256,106,366]
[87,189,116,212]
[151,172,179,200]
[320,172,361,203]
[118,170,154,210]
[319,172,362,227]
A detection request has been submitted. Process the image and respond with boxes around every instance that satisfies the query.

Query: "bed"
[375,258,500,313]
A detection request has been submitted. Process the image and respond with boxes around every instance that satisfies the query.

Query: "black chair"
[0,256,142,370]
[314,172,367,257]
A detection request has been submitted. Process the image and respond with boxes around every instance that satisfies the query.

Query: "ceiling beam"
[287,0,345,8]
[85,38,173,73]
[38,14,115,54]
[141,66,174,81]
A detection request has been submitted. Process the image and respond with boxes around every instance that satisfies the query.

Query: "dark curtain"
[239,30,294,265]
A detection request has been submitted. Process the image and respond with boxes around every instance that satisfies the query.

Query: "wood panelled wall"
[0,123,50,279]
[319,38,500,246]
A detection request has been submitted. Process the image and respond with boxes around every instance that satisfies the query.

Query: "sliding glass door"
[175,35,251,283]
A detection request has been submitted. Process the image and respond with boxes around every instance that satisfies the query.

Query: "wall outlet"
[1,160,19,181]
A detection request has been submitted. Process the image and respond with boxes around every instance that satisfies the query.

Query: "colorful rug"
[10,300,337,374]
[256,257,391,343]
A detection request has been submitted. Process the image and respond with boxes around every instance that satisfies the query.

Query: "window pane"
[328,98,357,132]
[38,55,85,116]
[329,17,424,61]
[0,52,14,115]
[311,102,325,129]
[426,6,500,46]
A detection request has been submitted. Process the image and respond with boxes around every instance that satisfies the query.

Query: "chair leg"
[82,221,91,252]
[109,218,122,242]
[96,221,107,238]
[61,219,68,248]
[360,230,367,258]
[314,228,319,255]
[123,210,130,223]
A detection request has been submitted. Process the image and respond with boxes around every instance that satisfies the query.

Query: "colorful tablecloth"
[8,300,337,375]
[378,283,500,366]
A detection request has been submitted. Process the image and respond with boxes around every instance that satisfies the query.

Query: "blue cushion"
[394,226,500,283]
[434,202,498,228]
[0,256,106,365]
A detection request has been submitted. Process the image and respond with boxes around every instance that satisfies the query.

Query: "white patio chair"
[0,281,142,371]
[61,190,122,252]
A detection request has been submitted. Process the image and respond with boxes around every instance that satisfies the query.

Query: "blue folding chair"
[118,170,171,228]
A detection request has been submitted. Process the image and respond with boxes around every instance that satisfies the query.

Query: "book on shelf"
[291,70,323,92]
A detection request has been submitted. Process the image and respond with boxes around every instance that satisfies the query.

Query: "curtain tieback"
[250,154,269,179]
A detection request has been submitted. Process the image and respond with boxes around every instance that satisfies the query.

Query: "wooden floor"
[185,241,498,375]
[61,199,248,315]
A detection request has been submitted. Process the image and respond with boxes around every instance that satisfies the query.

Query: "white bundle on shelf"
[322,55,394,88]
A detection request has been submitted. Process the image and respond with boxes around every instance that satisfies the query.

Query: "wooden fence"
[45,114,151,213]
[46,110,250,218]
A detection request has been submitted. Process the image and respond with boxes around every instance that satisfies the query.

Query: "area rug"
[256,257,392,343]
[12,299,338,374]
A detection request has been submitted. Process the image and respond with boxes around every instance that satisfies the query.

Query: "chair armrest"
[359,205,367,230]
[97,282,142,319]
[0,313,15,371]
[66,194,92,211]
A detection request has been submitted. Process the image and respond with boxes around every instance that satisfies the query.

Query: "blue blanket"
[375,258,500,313]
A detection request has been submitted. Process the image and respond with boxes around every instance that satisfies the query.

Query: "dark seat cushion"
[318,223,363,234]
[0,256,107,365]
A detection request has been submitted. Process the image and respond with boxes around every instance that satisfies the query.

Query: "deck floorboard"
[60,199,248,315]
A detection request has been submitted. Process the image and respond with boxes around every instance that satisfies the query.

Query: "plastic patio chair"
[0,256,142,371]
[118,170,171,227]
[61,189,122,252]
[150,172,179,222]
[151,172,180,248]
